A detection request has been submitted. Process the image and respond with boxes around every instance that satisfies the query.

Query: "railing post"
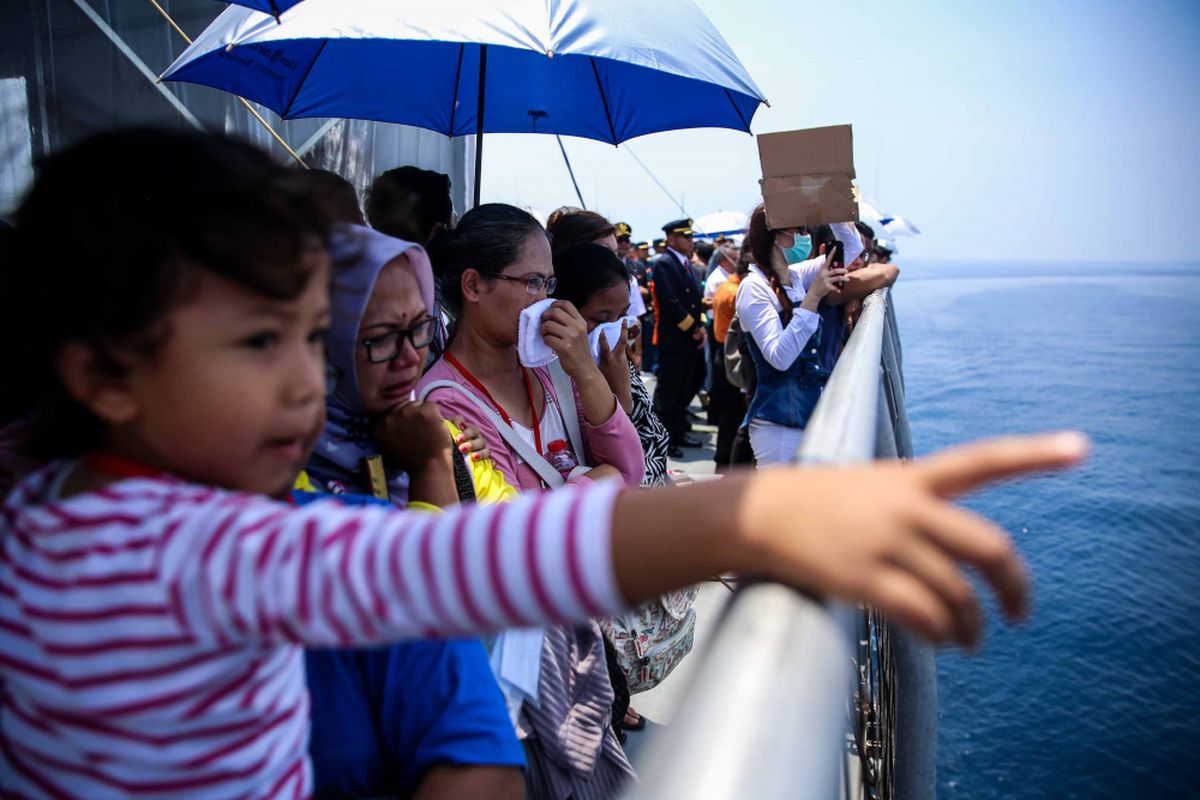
[893,630,938,800]
[880,295,937,800]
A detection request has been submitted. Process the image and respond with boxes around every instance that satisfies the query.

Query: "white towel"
[488,627,547,724]
[627,275,646,318]
[588,317,634,363]
[518,298,559,368]
[831,221,865,268]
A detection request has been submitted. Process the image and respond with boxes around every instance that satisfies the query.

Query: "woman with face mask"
[736,204,847,466]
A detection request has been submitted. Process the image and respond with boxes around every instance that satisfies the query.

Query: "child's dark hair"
[0,127,331,459]
[427,203,546,315]
[551,244,630,310]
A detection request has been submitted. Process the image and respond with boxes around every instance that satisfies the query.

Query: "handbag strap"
[450,446,476,503]
[547,360,587,466]
[419,380,565,489]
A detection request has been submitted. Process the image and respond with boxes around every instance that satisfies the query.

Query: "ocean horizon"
[894,259,1200,798]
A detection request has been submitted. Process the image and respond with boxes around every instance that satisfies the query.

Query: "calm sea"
[893,260,1200,798]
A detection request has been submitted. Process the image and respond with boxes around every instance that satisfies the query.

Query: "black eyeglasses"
[360,317,439,363]
[490,273,557,296]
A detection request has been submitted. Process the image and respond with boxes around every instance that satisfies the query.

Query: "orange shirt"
[712,273,741,344]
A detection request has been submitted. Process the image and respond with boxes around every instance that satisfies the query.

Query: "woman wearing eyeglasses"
[419,203,644,493]
[302,224,527,799]
[418,204,643,799]
[306,223,498,508]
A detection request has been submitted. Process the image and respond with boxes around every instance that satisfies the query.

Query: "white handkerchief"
[518,298,558,368]
[488,627,546,724]
[627,275,646,318]
[588,318,631,362]
[831,221,865,267]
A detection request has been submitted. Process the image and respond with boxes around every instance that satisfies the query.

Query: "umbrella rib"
[448,43,465,136]
[282,40,327,119]
[589,58,618,145]
[723,87,751,133]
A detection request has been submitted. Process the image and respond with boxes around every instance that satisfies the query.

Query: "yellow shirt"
[295,421,518,511]
[444,421,519,505]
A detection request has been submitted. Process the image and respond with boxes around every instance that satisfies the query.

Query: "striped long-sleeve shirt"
[0,462,624,799]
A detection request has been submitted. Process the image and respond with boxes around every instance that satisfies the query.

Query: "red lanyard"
[444,352,543,455]
[83,453,165,480]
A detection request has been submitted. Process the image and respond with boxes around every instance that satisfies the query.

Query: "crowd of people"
[0,127,1087,799]
[610,210,902,470]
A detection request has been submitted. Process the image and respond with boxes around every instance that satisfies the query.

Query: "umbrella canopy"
[878,215,921,237]
[859,198,921,237]
[858,199,885,227]
[692,210,747,238]
[166,0,766,144]
[215,0,305,17]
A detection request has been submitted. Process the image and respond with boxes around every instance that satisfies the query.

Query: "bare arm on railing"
[825,263,900,306]
[610,432,1089,649]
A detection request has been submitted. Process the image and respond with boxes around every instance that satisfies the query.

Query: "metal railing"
[632,288,934,800]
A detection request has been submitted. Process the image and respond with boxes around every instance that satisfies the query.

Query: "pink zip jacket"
[419,358,645,492]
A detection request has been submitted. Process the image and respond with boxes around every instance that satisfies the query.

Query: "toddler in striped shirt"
[0,128,1086,799]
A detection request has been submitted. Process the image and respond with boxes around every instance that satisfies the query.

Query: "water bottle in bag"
[546,440,577,480]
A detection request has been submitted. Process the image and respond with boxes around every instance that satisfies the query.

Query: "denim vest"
[743,315,831,430]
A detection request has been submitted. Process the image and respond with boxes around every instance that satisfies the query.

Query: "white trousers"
[748,419,805,467]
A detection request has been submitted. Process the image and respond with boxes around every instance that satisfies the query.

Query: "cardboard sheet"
[757,125,859,228]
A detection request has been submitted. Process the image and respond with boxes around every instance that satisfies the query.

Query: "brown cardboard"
[757,125,859,228]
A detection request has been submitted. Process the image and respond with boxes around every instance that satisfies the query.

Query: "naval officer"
[651,218,705,456]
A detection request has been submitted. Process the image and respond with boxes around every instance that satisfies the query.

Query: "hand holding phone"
[828,240,844,271]
[822,240,848,288]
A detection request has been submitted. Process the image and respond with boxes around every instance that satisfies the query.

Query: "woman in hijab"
[306,224,512,506]
[301,224,525,798]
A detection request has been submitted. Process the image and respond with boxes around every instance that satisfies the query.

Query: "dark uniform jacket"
[651,249,703,353]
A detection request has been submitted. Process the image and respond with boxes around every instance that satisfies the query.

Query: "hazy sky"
[479,0,1200,262]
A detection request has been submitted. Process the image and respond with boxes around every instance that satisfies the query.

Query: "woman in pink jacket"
[417,203,643,799]
[419,204,644,493]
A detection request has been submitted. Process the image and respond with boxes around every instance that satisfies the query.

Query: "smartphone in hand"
[828,240,844,271]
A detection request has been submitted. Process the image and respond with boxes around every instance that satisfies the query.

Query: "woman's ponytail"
[745,203,794,324]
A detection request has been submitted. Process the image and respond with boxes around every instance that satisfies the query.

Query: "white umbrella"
[860,198,920,237]
[858,199,885,227]
[692,210,747,237]
[878,215,921,237]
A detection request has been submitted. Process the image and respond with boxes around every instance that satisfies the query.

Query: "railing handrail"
[631,288,894,800]
[797,289,890,465]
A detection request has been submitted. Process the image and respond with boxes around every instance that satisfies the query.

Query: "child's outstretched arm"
[167,433,1084,650]
[610,432,1089,648]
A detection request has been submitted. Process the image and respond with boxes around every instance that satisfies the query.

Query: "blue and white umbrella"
[166,0,767,203]
[215,0,305,18]
[859,198,921,238]
[877,215,921,237]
